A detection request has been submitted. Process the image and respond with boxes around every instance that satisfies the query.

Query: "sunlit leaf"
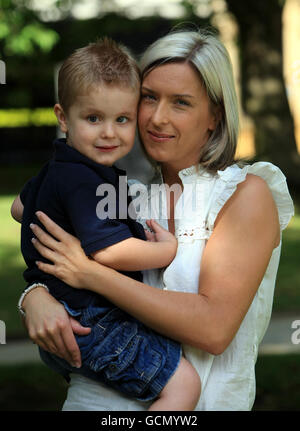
[0,22,10,39]
[0,108,57,127]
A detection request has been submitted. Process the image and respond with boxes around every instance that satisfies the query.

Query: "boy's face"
[55,84,139,166]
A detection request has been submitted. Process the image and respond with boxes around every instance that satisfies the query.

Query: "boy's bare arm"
[11,194,24,223]
[91,220,177,271]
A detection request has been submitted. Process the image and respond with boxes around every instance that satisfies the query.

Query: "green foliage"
[273,211,300,312]
[0,363,67,411]
[0,108,57,127]
[180,0,198,16]
[0,0,59,56]
[0,194,26,336]
[5,22,59,55]
[0,21,10,39]
[254,354,300,410]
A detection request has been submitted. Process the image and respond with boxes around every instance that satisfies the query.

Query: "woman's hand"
[30,211,94,289]
[22,286,91,367]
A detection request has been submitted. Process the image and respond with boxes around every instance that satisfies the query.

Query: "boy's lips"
[95,146,118,152]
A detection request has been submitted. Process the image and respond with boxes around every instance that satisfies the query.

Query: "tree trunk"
[226,0,300,187]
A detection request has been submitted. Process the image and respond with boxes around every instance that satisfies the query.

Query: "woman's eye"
[87,115,99,123]
[141,94,156,102]
[116,116,128,124]
[175,99,190,107]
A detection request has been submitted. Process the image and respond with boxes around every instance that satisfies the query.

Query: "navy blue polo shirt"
[20,139,146,309]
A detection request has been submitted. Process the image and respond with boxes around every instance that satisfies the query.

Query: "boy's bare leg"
[148,357,201,411]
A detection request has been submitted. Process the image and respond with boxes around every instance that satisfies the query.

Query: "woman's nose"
[151,102,169,126]
[100,122,115,138]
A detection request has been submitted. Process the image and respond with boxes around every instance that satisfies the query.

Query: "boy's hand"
[145,219,177,262]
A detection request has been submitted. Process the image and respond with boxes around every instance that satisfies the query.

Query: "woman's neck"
[161,160,199,186]
[161,163,181,187]
[161,164,183,235]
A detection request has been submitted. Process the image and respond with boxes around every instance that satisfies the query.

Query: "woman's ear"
[54,104,68,133]
[209,105,222,132]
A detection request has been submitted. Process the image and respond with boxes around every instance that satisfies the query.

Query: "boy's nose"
[100,122,115,138]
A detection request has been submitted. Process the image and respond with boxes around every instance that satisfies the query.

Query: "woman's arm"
[31,174,279,355]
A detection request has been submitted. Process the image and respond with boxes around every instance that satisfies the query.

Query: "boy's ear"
[54,103,68,133]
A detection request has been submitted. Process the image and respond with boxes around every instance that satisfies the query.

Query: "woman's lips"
[147,130,175,142]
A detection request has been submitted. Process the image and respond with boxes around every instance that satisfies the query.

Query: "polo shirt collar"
[53,138,126,185]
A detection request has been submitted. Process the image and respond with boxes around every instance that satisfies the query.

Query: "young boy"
[11,38,200,410]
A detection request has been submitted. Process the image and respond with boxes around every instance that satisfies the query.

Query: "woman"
[20,29,294,410]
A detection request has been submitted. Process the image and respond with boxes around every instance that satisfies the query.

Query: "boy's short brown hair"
[58,37,141,113]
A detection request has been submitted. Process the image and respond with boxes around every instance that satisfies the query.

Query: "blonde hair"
[140,29,239,171]
[58,37,140,113]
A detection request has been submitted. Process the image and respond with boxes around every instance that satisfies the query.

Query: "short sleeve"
[20,177,35,204]
[207,162,294,231]
[56,164,134,255]
[20,162,50,205]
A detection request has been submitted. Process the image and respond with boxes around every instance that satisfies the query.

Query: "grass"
[0,195,28,337]
[254,354,300,410]
[0,364,67,411]
[272,211,300,312]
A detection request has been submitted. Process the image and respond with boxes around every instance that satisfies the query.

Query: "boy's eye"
[87,115,99,123]
[116,116,128,124]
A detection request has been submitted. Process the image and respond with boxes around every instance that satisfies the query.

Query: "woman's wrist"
[88,259,108,290]
[19,284,50,315]
[80,258,114,294]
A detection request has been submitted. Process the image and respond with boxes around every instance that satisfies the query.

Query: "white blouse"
[62,162,294,411]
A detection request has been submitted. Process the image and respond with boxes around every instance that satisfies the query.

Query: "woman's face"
[138,62,218,172]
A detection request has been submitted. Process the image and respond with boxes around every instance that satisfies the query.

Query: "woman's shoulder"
[215,171,278,229]
[234,171,272,204]
[207,162,294,232]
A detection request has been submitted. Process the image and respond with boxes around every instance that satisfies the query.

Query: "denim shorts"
[39,301,181,402]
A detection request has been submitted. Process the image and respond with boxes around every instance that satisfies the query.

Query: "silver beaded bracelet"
[17,283,49,317]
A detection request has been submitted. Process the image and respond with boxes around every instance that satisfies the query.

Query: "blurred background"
[0,0,299,411]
